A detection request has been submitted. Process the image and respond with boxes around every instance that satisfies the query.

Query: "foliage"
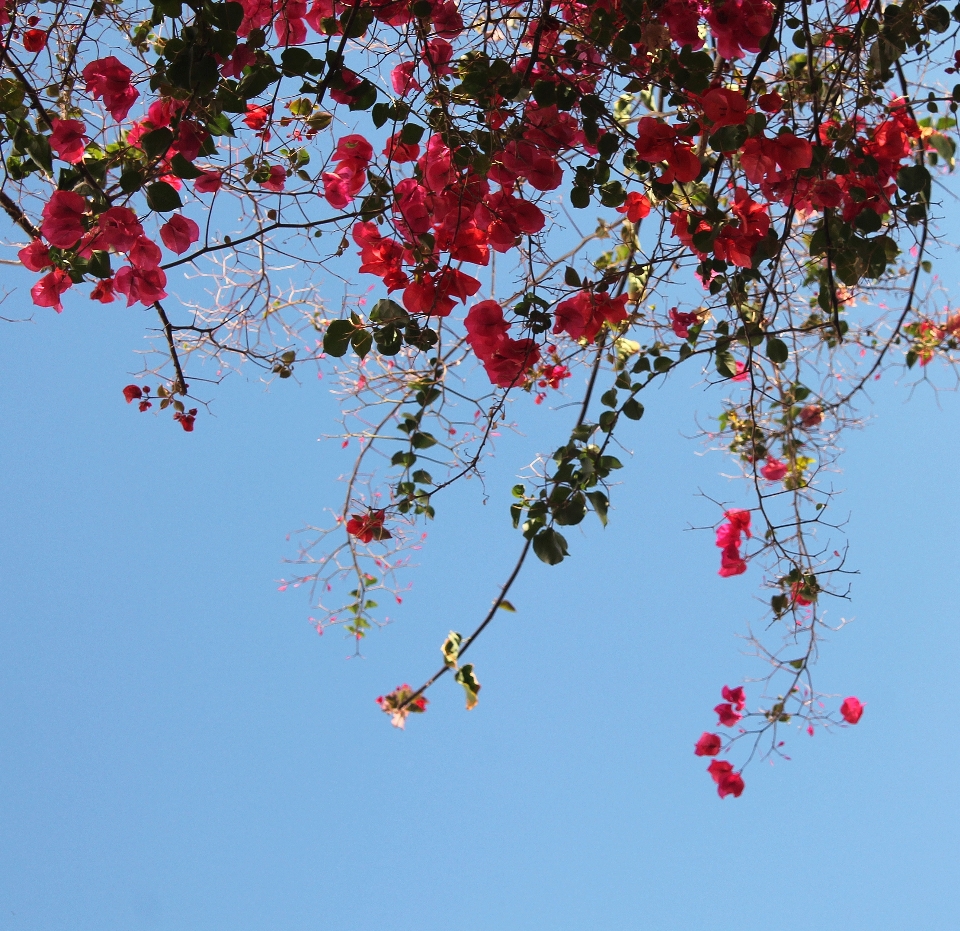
[4,0,960,795]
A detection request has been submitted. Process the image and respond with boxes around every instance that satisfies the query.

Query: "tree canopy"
[4,0,959,797]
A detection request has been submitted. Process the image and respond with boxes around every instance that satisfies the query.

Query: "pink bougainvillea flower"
[346,510,391,543]
[83,56,138,122]
[760,457,788,481]
[732,360,749,381]
[669,307,699,338]
[49,118,88,164]
[90,206,143,253]
[114,264,168,306]
[160,214,200,254]
[194,170,223,194]
[23,28,47,52]
[260,165,286,192]
[376,683,428,729]
[694,732,722,756]
[716,769,745,798]
[30,268,73,312]
[714,702,743,727]
[174,408,197,432]
[718,543,747,577]
[617,191,652,223]
[18,240,51,272]
[243,103,272,131]
[90,278,115,303]
[840,696,864,724]
[40,190,87,248]
[799,404,823,428]
[722,685,746,710]
[725,509,752,538]
[123,384,143,403]
[707,758,745,797]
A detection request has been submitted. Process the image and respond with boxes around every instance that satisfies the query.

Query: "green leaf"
[145,181,182,212]
[140,126,174,159]
[441,631,462,668]
[374,325,403,355]
[455,663,481,710]
[586,490,609,526]
[532,527,569,565]
[400,122,425,145]
[323,319,354,357]
[715,347,738,378]
[766,337,789,365]
[206,113,236,137]
[622,397,644,420]
[169,152,203,179]
[281,47,315,76]
[498,600,516,612]
[351,327,372,359]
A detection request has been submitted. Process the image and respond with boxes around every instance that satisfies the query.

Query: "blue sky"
[2,261,960,930]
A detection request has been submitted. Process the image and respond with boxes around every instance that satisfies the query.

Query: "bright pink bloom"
[346,510,391,543]
[30,268,73,312]
[128,236,162,269]
[715,702,742,727]
[40,191,87,249]
[243,104,272,131]
[722,685,746,710]
[174,409,197,432]
[760,457,788,481]
[732,360,749,381]
[23,28,47,52]
[464,300,510,355]
[840,696,864,724]
[669,307,699,338]
[260,165,286,192]
[114,265,168,306]
[160,215,200,254]
[90,278,115,303]
[50,118,88,163]
[694,733,722,756]
[18,240,51,272]
[391,61,421,95]
[194,171,223,194]
[725,509,752,538]
[717,769,745,798]
[718,543,747,577]
[617,191,652,223]
[83,56,138,122]
[90,206,143,253]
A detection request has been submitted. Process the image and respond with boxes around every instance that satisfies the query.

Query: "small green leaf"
[498,600,516,612]
[455,663,481,710]
[766,337,789,365]
[323,319,354,357]
[169,152,203,179]
[622,397,644,420]
[140,127,174,159]
[145,181,182,212]
[442,631,462,668]
[532,527,569,565]
[351,327,372,358]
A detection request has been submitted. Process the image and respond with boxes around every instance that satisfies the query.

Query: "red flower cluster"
[375,683,428,729]
[323,134,373,209]
[346,509,392,544]
[840,696,864,724]
[707,759,745,798]
[553,290,630,344]
[464,300,541,387]
[715,508,751,577]
[82,56,138,122]
[715,684,746,727]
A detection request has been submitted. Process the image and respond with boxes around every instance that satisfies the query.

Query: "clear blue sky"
[2,261,959,930]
